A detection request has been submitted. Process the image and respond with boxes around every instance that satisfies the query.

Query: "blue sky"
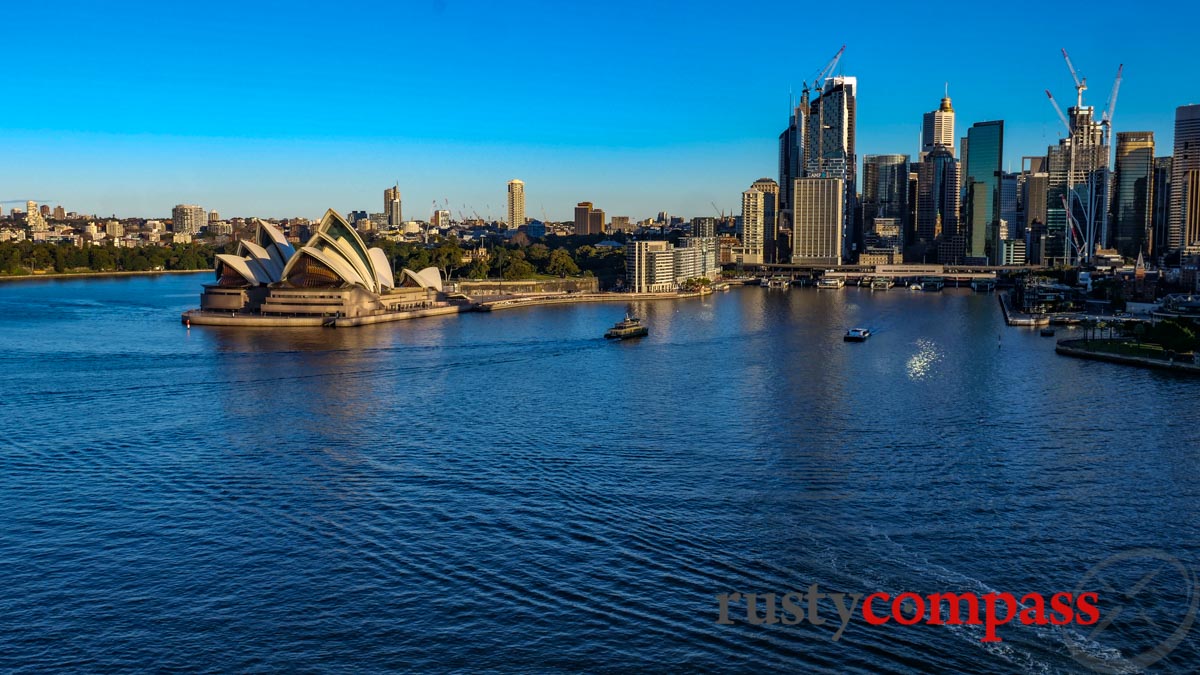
[3,0,1197,221]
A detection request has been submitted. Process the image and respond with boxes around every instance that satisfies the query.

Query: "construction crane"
[802,45,846,99]
[710,201,726,222]
[1099,64,1124,147]
[1045,90,1070,133]
[1061,48,1087,109]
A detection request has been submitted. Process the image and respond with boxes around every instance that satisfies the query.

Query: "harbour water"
[1,274,1197,672]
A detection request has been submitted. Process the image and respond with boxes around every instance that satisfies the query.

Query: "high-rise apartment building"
[922,94,955,157]
[52,205,66,220]
[590,208,605,235]
[862,155,910,236]
[738,188,765,265]
[791,177,844,266]
[384,184,402,227]
[1170,104,1200,252]
[507,179,525,231]
[625,241,675,293]
[750,178,779,263]
[805,76,857,257]
[1111,132,1155,257]
[963,121,1004,263]
[172,204,206,234]
[574,202,604,235]
[574,202,593,235]
[25,201,47,232]
[691,217,715,239]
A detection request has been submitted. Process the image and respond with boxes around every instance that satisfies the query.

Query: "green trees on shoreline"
[0,241,217,276]
[371,235,624,283]
[1,233,628,284]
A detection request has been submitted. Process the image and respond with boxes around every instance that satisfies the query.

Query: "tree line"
[0,241,217,276]
[370,235,626,282]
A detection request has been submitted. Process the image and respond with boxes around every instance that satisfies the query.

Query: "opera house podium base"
[183,297,475,328]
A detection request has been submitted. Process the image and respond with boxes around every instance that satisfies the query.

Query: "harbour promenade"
[1055,338,1200,375]
[476,288,712,312]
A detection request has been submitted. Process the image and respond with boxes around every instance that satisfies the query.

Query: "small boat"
[817,277,845,290]
[1040,328,1056,337]
[869,277,894,291]
[909,283,922,291]
[844,327,871,342]
[605,314,649,340]
[766,276,790,288]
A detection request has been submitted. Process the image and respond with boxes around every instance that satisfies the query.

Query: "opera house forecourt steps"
[183,209,468,327]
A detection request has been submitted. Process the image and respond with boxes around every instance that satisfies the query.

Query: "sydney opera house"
[189,209,452,326]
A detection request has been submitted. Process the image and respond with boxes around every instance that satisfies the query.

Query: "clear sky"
[4,0,1197,221]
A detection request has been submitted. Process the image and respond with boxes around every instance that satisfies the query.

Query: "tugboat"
[605,314,649,340]
[843,327,871,342]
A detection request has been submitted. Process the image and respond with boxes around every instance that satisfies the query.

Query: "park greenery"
[1,232,628,285]
[1080,317,1200,358]
[371,234,626,283]
[0,240,216,276]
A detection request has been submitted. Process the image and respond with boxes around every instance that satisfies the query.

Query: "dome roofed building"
[199,209,444,321]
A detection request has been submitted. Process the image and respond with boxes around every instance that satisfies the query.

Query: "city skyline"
[2,1,1196,220]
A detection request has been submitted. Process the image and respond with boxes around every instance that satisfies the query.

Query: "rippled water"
[1,274,1198,673]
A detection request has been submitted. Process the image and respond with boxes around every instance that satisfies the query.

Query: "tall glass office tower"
[963,121,1004,263]
[1111,132,1155,257]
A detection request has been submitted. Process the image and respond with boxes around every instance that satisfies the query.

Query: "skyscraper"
[791,178,844,266]
[916,147,960,258]
[1046,104,1108,265]
[738,188,765,265]
[922,94,955,157]
[1170,104,1200,252]
[1153,157,1173,259]
[750,178,779,263]
[805,76,857,258]
[1111,132,1155,257]
[963,121,1004,263]
[384,184,402,227]
[172,204,206,234]
[778,95,808,228]
[862,155,910,233]
[1000,172,1019,240]
[507,179,525,231]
